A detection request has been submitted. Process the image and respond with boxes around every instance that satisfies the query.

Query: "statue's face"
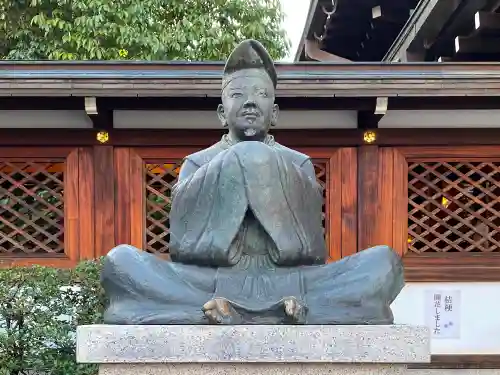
[218,69,279,141]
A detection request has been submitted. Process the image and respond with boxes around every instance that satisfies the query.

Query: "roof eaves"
[293,0,320,62]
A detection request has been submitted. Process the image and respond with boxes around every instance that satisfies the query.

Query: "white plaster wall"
[0,110,92,128]
[0,109,358,129]
[392,282,500,355]
[379,110,500,128]
[113,110,358,129]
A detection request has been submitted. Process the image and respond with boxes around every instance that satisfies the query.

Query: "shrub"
[0,258,106,375]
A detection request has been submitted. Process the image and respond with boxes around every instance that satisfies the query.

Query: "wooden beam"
[404,50,426,61]
[372,5,382,19]
[303,39,351,62]
[357,97,388,129]
[371,5,410,24]
[404,253,500,282]
[474,11,500,33]
[486,0,500,12]
[428,0,490,58]
[6,128,500,147]
[0,96,371,112]
[6,63,500,98]
[85,97,114,130]
[410,355,500,369]
[382,0,440,61]
[437,56,452,62]
[455,35,500,54]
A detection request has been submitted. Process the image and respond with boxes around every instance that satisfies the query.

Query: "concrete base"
[77,325,430,375]
[98,365,500,375]
[99,363,408,375]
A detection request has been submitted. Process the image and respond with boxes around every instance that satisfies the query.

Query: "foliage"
[0,258,105,375]
[0,0,290,60]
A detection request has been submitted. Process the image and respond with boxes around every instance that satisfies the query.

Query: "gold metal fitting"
[96,131,109,144]
[363,130,376,144]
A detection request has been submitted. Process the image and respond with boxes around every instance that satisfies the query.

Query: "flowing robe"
[169,138,326,268]
[101,137,404,325]
[167,138,325,317]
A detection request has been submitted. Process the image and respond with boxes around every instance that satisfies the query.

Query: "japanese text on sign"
[425,290,460,339]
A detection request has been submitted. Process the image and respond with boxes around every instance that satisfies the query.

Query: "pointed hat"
[222,39,277,89]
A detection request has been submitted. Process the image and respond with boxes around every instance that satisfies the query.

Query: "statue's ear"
[217,104,227,127]
[271,103,279,127]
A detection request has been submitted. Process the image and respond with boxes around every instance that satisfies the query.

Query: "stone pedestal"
[76,325,430,375]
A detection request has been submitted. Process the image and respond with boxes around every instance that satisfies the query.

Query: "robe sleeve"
[170,142,327,267]
[169,149,248,266]
[234,143,327,265]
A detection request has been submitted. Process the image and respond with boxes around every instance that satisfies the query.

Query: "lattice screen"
[145,160,328,255]
[314,162,327,231]
[0,161,65,255]
[408,161,500,253]
[145,161,181,255]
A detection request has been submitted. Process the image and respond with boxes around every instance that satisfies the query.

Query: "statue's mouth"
[242,109,260,118]
[244,128,257,137]
[243,113,258,121]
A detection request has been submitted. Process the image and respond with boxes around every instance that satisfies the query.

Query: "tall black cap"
[222,39,277,89]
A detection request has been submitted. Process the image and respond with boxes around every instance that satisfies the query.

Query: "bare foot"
[283,297,306,323]
[202,297,241,324]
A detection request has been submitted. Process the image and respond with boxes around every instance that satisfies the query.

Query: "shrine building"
[2,0,500,368]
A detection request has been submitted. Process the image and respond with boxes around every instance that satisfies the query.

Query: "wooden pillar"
[93,146,116,257]
[114,148,131,246]
[357,145,380,250]
[78,147,95,260]
[339,148,358,258]
[377,147,408,256]
[113,147,145,250]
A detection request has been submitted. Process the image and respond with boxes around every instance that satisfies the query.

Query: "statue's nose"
[243,96,257,107]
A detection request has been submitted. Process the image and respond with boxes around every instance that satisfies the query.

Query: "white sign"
[424,290,461,339]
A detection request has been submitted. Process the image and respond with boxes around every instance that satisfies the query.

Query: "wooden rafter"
[382,0,440,61]
[474,11,500,34]
[427,0,490,60]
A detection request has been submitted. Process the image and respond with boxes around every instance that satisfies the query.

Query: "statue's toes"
[284,297,306,323]
[202,299,217,312]
[203,298,236,324]
[215,298,232,316]
[284,298,297,317]
[204,308,223,324]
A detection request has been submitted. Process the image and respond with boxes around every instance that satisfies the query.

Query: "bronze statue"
[101,39,404,325]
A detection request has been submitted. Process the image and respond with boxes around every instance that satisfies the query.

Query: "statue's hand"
[202,297,242,325]
[283,297,307,324]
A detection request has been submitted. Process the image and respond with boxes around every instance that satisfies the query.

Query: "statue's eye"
[230,92,243,98]
[256,90,268,97]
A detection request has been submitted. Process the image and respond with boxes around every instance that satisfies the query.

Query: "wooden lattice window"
[145,161,181,255]
[143,160,328,255]
[314,162,328,231]
[0,148,90,267]
[0,161,64,255]
[379,147,500,281]
[408,161,500,253]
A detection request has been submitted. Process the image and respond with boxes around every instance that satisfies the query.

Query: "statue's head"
[217,39,279,142]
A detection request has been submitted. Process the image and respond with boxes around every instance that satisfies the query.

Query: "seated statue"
[102,39,404,325]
